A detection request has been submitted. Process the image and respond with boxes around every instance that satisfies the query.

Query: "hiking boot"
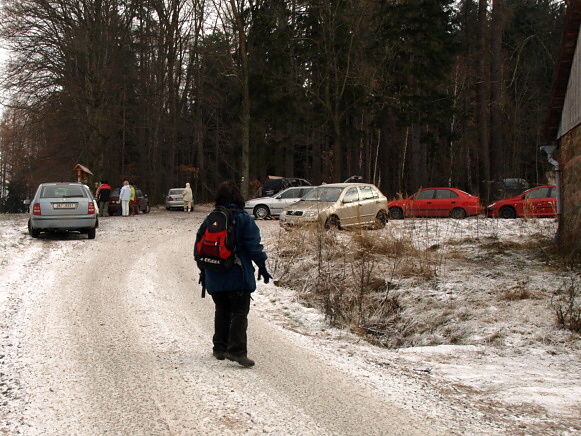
[213,350,225,360]
[224,352,255,367]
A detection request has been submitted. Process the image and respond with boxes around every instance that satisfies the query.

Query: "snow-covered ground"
[0,209,579,435]
[255,215,581,434]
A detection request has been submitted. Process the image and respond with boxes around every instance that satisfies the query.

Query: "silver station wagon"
[28,182,99,239]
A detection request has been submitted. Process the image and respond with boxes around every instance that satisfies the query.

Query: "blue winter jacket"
[195,207,267,294]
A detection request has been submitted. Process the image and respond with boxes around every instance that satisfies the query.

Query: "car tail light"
[33,203,41,215]
[168,196,174,201]
[88,202,96,215]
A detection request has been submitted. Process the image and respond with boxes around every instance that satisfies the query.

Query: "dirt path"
[1,210,439,435]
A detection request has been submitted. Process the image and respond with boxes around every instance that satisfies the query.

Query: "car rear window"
[343,187,359,202]
[41,185,87,198]
[278,189,301,199]
[435,189,458,199]
[360,186,378,200]
[526,187,551,199]
[169,189,184,195]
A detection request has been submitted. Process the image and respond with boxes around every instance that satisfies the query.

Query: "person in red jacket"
[96,180,112,217]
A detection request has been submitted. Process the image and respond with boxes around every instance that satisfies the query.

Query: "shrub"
[552,279,581,333]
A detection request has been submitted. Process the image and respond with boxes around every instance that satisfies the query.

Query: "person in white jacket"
[182,182,194,212]
[119,180,132,216]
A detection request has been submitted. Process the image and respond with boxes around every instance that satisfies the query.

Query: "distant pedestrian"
[119,180,131,217]
[183,182,193,212]
[195,180,271,367]
[96,180,112,217]
[129,182,137,216]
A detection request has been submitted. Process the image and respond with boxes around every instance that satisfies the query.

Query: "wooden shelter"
[73,164,93,183]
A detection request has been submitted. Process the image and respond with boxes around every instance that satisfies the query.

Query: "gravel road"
[1,209,441,435]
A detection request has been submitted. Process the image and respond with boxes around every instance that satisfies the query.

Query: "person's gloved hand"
[257,265,272,284]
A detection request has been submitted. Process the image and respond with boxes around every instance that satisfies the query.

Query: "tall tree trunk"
[490,0,504,186]
[284,128,294,177]
[312,132,322,185]
[229,0,250,197]
[477,0,491,202]
[410,123,424,192]
[332,119,343,182]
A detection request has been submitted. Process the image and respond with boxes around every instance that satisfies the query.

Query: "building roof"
[545,0,581,140]
[73,164,93,175]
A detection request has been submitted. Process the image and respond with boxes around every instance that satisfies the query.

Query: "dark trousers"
[211,291,251,357]
[99,201,109,216]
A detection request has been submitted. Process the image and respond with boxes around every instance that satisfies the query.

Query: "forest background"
[0,0,568,208]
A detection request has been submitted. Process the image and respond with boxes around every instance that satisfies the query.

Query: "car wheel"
[325,215,341,230]
[28,220,40,238]
[375,211,388,229]
[450,208,467,219]
[389,207,404,220]
[144,204,150,214]
[254,205,270,219]
[87,227,96,239]
[499,206,516,219]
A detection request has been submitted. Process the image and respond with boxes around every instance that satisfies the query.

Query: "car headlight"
[304,211,317,217]
[487,203,496,209]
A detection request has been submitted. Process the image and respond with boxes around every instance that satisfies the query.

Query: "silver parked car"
[28,182,98,239]
[279,183,388,229]
[244,186,314,219]
[165,188,185,210]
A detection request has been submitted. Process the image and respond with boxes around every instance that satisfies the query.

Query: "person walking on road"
[195,180,271,367]
[119,180,132,217]
[182,182,193,212]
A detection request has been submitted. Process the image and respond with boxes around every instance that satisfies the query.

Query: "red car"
[486,185,557,219]
[388,187,481,219]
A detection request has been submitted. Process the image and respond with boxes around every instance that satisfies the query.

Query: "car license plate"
[53,203,76,209]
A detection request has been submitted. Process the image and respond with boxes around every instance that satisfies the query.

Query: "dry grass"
[499,281,532,301]
[552,279,581,333]
[272,218,579,348]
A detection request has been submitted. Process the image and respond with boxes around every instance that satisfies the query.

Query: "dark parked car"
[108,187,150,215]
[28,182,98,239]
[260,177,311,197]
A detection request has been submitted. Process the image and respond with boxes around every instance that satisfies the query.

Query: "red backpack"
[194,207,239,274]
